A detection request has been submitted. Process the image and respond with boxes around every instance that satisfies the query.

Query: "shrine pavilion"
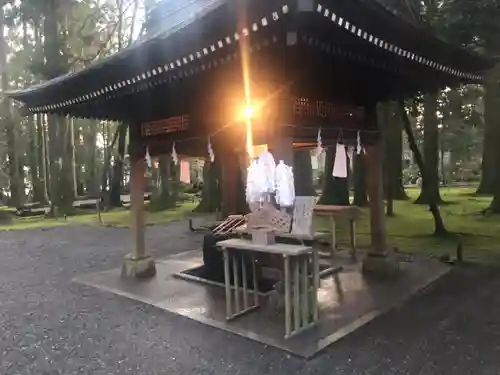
[7,0,491,280]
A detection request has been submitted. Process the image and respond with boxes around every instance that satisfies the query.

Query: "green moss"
[315,186,500,261]
[2,187,500,262]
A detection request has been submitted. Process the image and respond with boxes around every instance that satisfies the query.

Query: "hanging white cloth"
[315,128,323,156]
[257,151,276,194]
[346,145,354,160]
[145,146,152,168]
[356,130,363,155]
[246,159,264,204]
[347,145,354,170]
[208,137,215,163]
[332,143,347,178]
[172,142,178,165]
[275,160,295,207]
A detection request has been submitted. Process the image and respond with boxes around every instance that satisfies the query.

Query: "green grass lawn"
[2,187,500,261]
[315,186,500,261]
[0,202,199,231]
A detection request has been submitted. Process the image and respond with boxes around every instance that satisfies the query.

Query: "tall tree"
[401,101,447,235]
[0,5,24,205]
[194,160,221,213]
[109,0,139,206]
[415,92,443,205]
[439,0,500,195]
[42,0,69,211]
[477,66,500,194]
[381,102,409,202]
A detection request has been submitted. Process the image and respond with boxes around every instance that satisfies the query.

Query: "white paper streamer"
[332,144,347,178]
[275,160,295,207]
[208,136,215,163]
[346,145,354,160]
[315,128,323,156]
[347,145,354,170]
[145,146,152,168]
[172,142,178,165]
[257,151,276,194]
[246,160,262,204]
[356,131,362,155]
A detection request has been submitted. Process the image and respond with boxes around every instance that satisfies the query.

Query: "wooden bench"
[313,205,362,262]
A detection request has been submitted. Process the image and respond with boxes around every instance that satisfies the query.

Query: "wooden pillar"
[121,152,156,278]
[365,141,387,254]
[362,104,398,276]
[130,155,146,258]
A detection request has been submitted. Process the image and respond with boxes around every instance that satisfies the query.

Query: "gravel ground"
[1,222,500,374]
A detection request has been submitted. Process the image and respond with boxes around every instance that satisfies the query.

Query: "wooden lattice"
[245,202,291,233]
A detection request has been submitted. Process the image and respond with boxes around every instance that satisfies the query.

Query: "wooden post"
[121,153,156,278]
[362,104,398,276]
[365,142,387,254]
[130,155,146,259]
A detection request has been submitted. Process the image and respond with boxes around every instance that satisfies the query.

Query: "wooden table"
[313,205,362,263]
[217,238,319,339]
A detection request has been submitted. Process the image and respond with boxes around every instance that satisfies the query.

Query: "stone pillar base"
[362,253,400,279]
[121,254,156,279]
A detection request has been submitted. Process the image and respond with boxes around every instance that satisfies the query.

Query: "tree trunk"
[84,120,99,196]
[36,114,49,203]
[400,101,447,236]
[158,154,172,199]
[170,157,180,204]
[415,92,443,205]
[151,154,176,210]
[195,160,221,213]
[486,80,500,214]
[293,150,315,196]
[384,103,409,200]
[43,0,68,213]
[353,152,368,206]
[477,64,500,195]
[27,115,43,202]
[73,121,84,196]
[32,23,49,204]
[488,194,500,213]
[59,117,76,208]
[47,115,62,209]
[109,124,127,206]
[318,147,350,205]
[0,6,23,206]
[20,18,41,203]
[43,115,52,202]
[100,123,121,204]
[70,118,78,198]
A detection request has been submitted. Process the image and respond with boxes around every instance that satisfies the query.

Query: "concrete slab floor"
[74,249,450,358]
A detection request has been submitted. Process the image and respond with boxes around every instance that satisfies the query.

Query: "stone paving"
[1,222,500,374]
